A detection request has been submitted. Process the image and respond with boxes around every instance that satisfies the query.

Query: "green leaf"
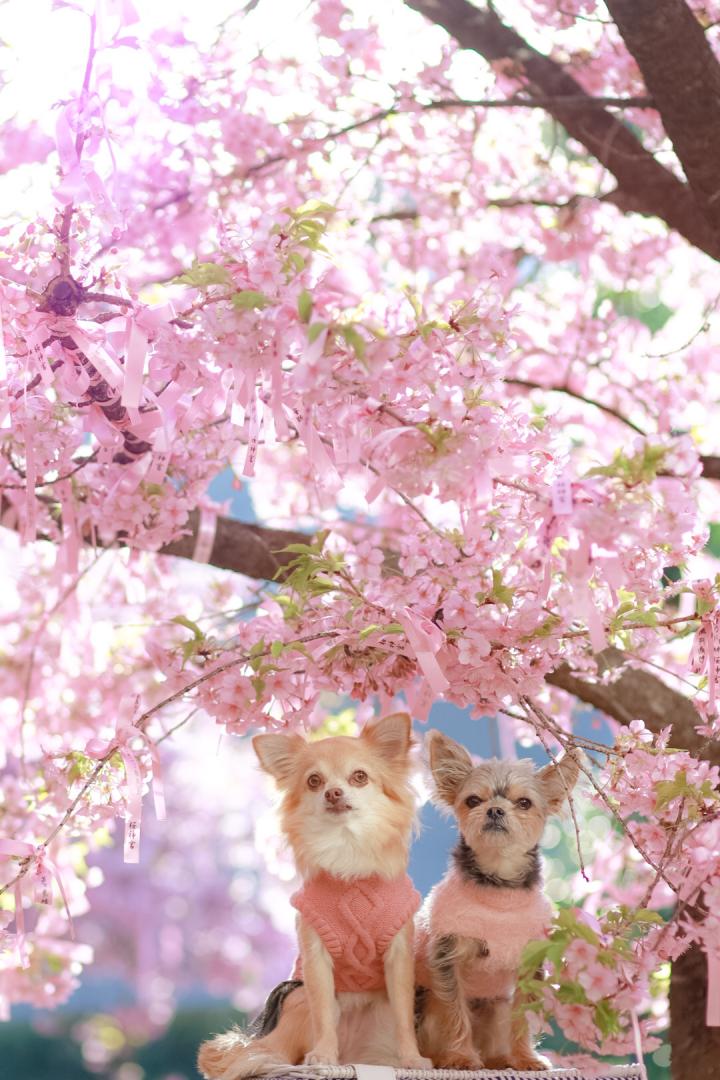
[171,615,205,641]
[231,289,271,311]
[519,938,550,972]
[293,199,336,218]
[634,908,665,926]
[706,523,720,558]
[307,321,326,344]
[270,640,284,658]
[173,261,232,288]
[594,286,673,335]
[556,907,599,944]
[654,769,692,811]
[298,290,313,324]
[339,324,366,360]
[556,981,588,1004]
[594,999,621,1037]
[491,568,514,607]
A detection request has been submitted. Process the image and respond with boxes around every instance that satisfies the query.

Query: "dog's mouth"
[325,801,353,815]
[482,820,509,833]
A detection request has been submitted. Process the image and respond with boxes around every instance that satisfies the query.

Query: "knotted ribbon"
[551,473,574,516]
[707,938,720,1026]
[121,300,176,410]
[85,714,165,864]
[0,839,74,968]
[689,611,720,717]
[193,509,218,564]
[399,606,449,695]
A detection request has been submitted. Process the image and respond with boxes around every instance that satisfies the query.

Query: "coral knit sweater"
[290,871,421,993]
[415,867,553,1000]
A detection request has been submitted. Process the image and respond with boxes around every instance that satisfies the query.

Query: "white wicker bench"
[265,1065,645,1080]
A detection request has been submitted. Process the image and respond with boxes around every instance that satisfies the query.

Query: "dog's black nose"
[325,787,345,803]
[486,805,505,820]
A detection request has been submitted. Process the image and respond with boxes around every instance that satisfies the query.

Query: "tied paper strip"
[689,611,720,716]
[193,510,217,564]
[241,387,261,477]
[122,301,177,410]
[399,607,449,695]
[122,318,148,409]
[630,1009,650,1080]
[85,716,166,865]
[551,473,574,516]
[0,839,75,968]
[0,300,10,430]
[707,940,720,1026]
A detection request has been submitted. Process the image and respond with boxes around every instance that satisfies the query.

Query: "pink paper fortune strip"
[193,510,217,564]
[399,606,449,695]
[0,839,74,968]
[85,718,166,865]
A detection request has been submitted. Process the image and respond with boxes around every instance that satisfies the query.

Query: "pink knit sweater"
[290,871,421,993]
[415,867,553,1000]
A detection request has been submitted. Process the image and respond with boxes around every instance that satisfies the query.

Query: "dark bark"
[546,651,720,765]
[0,498,310,581]
[158,511,310,580]
[606,0,720,237]
[404,0,720,259]
[669,942,720,1080]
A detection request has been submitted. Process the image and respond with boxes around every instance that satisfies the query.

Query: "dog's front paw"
[434,1051,483,1070]
[304,1044,340,1066]
[508,1051,551,1071]
[484,1057,511,1071]
[399,1054,433,1069]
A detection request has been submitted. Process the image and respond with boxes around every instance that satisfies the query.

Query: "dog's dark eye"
[350,769,368,786]
[465,795,484,808]
[517,798,532,810]
[307,773,323,790]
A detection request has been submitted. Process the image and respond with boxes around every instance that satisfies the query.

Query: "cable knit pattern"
[415,867,553,1000]
[290,871,421,992]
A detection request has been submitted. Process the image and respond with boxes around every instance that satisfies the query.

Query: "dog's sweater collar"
[416,867,553,1000]
[290,871,421,993]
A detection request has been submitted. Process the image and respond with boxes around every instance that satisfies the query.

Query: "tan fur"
[419,732,580,1071]
[197,713,429,1079]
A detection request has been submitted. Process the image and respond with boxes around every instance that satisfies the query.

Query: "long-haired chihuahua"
[416,730,580,1071]
[197,712,429,1079]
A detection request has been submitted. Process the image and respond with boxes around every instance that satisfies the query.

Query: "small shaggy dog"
[415,730,580,1071]
[197,712,429,1079]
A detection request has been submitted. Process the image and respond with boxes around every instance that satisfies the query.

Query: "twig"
[637,800,686,911]
[518,697,588,881]
[55,10,97,274]
[505,377,647,435]
[520,695,680,892]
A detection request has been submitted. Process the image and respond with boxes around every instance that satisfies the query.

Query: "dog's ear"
[426,730,473,804]
[361,711,412,760]
[537,747,581,813]
[252,732,306,784]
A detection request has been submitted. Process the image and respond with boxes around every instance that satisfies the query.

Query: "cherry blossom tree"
[2,0,720,1076]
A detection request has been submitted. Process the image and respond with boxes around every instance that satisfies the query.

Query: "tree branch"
[545,649,720,764]
[404,0,720,260]
[505,377,720,479]
[158,511,310,580]
[605,0,720,238]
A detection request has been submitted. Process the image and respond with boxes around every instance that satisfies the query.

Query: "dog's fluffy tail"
[197,1029,287,1080]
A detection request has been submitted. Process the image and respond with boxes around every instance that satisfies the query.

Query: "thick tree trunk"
[670,943,720,1080]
